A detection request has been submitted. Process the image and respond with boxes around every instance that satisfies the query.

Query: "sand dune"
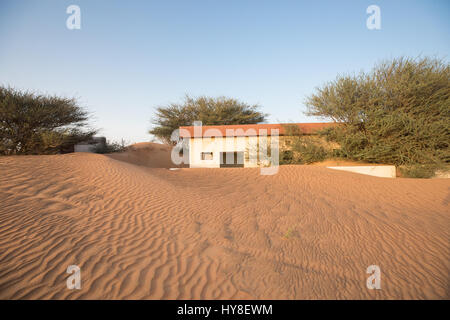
[0,152,448,299]
[106,142,176,168]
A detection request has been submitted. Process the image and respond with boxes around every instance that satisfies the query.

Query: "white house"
[178,123,335,168]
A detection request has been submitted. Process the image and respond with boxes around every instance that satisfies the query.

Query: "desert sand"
[107,142,177,168]
[0,144,448,299]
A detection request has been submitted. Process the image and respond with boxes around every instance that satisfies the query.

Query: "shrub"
[293,141,328,164]
[305,56,450,168]
[0,86,96,155]
[93,139,128,154]
[280,150,294,164]
[279,124,330,164]
[399,165,439,179]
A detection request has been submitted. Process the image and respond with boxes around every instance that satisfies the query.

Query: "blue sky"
[1,0,449,143]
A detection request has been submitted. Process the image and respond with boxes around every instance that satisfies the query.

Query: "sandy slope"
[0,153,448,299]
[107,142,176,168]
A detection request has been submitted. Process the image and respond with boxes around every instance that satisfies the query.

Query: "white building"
[179,123,335,168]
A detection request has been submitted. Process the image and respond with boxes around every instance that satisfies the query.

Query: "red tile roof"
[179,123,337,138]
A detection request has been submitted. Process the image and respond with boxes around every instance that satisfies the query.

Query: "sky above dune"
[1,0,449,143]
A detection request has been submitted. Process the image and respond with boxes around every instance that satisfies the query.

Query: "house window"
[201,152,213,160]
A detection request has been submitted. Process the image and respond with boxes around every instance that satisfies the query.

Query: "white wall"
[188,136,261,168]
[327,166,396,178]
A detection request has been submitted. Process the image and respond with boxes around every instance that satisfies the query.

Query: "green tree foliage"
[0,86,96,155]
[305,57,450,167]
[280,124,328,164]
[93,139,128,154]
[149,95,267,143]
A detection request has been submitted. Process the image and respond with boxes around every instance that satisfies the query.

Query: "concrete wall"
[327,166,396,178]
[74,137,106,153]
[74,144,98,153]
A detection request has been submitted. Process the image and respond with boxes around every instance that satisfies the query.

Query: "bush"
[305,56,450,168]
[279,124,330,164]
[399,165,439,179]
[280,150,294,164]
[0,86,96,155]
[293,142,328,164]
[93,139,128,154]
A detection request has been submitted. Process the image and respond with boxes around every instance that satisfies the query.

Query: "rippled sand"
[0,152,448,299]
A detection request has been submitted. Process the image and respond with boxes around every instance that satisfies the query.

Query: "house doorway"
[220,152,244,168]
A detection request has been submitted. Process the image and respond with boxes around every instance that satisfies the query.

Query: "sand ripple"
[0,153,448,299]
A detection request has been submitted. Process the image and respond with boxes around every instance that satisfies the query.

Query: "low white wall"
[327,166,396,178]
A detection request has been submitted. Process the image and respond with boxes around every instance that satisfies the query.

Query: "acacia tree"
[0,86,96,154]
[305,57,450,168]
[149,95,267,143]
